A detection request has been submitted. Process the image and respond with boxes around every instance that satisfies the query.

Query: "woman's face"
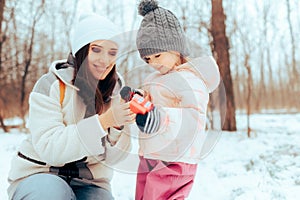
[143,51,181,74]
[87,40,118,80]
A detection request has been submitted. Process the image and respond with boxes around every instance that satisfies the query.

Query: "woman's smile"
[93,64,107,73]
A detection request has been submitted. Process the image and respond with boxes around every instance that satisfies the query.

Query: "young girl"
[8,13,134,200]
[135,1,220,199]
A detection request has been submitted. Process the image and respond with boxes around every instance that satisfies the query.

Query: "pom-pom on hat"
[71,13,121,56]
[136,0,189,58]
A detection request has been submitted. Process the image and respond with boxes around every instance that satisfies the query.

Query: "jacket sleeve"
[104,127,132,166]
[27,78,108,166]
[103,72,132,165]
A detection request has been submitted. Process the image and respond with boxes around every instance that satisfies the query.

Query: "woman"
[7,13,134,199]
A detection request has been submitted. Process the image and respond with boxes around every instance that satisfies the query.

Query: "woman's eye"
[109,52,117,56]
[155,54,160,58]
[91,47,101,53]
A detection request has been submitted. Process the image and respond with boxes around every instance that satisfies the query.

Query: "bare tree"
[262,2,276,109]
[60,0,78,56]
[20,0,45,126]
[243,51,253,137]
[211,0,236,131]
[286,0,298,94]
[0,0,8,132]
[0,0,4,73]
[1,0,299,132]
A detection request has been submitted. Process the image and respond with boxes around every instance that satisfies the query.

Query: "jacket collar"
[49,53,79,91]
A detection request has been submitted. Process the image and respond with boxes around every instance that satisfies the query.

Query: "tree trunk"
[0,0,8,132]
[211,0,236,131]
[0,0,5,73]
[20,25,35,127]
[286,0,298,108]
[0,112,8,132]
[20,1,45,126]
[244,54,252,137]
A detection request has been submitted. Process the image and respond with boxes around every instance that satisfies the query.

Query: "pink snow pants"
[135,157,197,200]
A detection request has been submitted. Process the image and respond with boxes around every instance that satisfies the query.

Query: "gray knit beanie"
[136,0,189,58]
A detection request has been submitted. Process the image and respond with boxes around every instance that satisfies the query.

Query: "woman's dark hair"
[73,44,117,118]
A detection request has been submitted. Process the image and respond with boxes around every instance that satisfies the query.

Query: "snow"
[1,113,299,200]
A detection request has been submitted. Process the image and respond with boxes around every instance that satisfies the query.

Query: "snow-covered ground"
[1,113,299,199]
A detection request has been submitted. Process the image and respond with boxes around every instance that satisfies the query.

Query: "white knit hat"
[71,13,121,56]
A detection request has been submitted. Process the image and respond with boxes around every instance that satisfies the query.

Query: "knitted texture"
[136,0,189,58]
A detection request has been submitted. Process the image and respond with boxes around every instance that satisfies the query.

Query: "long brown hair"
[73,44,117,118]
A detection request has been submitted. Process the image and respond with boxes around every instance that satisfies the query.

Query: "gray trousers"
[12,173,114,200]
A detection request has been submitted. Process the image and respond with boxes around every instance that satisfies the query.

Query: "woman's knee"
[13,174,75,200]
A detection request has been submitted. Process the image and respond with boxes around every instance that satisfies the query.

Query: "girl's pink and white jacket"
[139,56,220,164]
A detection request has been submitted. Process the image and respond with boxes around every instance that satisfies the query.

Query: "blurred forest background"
[0,0,299,132]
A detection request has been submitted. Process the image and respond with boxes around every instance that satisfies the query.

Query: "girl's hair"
[73,44,117,118]
[180,54,188,65]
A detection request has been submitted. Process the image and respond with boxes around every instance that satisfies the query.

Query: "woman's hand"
[98,95,136,130]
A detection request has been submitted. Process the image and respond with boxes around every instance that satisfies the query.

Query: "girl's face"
[143,51,181,74]
[87,40,118,80]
